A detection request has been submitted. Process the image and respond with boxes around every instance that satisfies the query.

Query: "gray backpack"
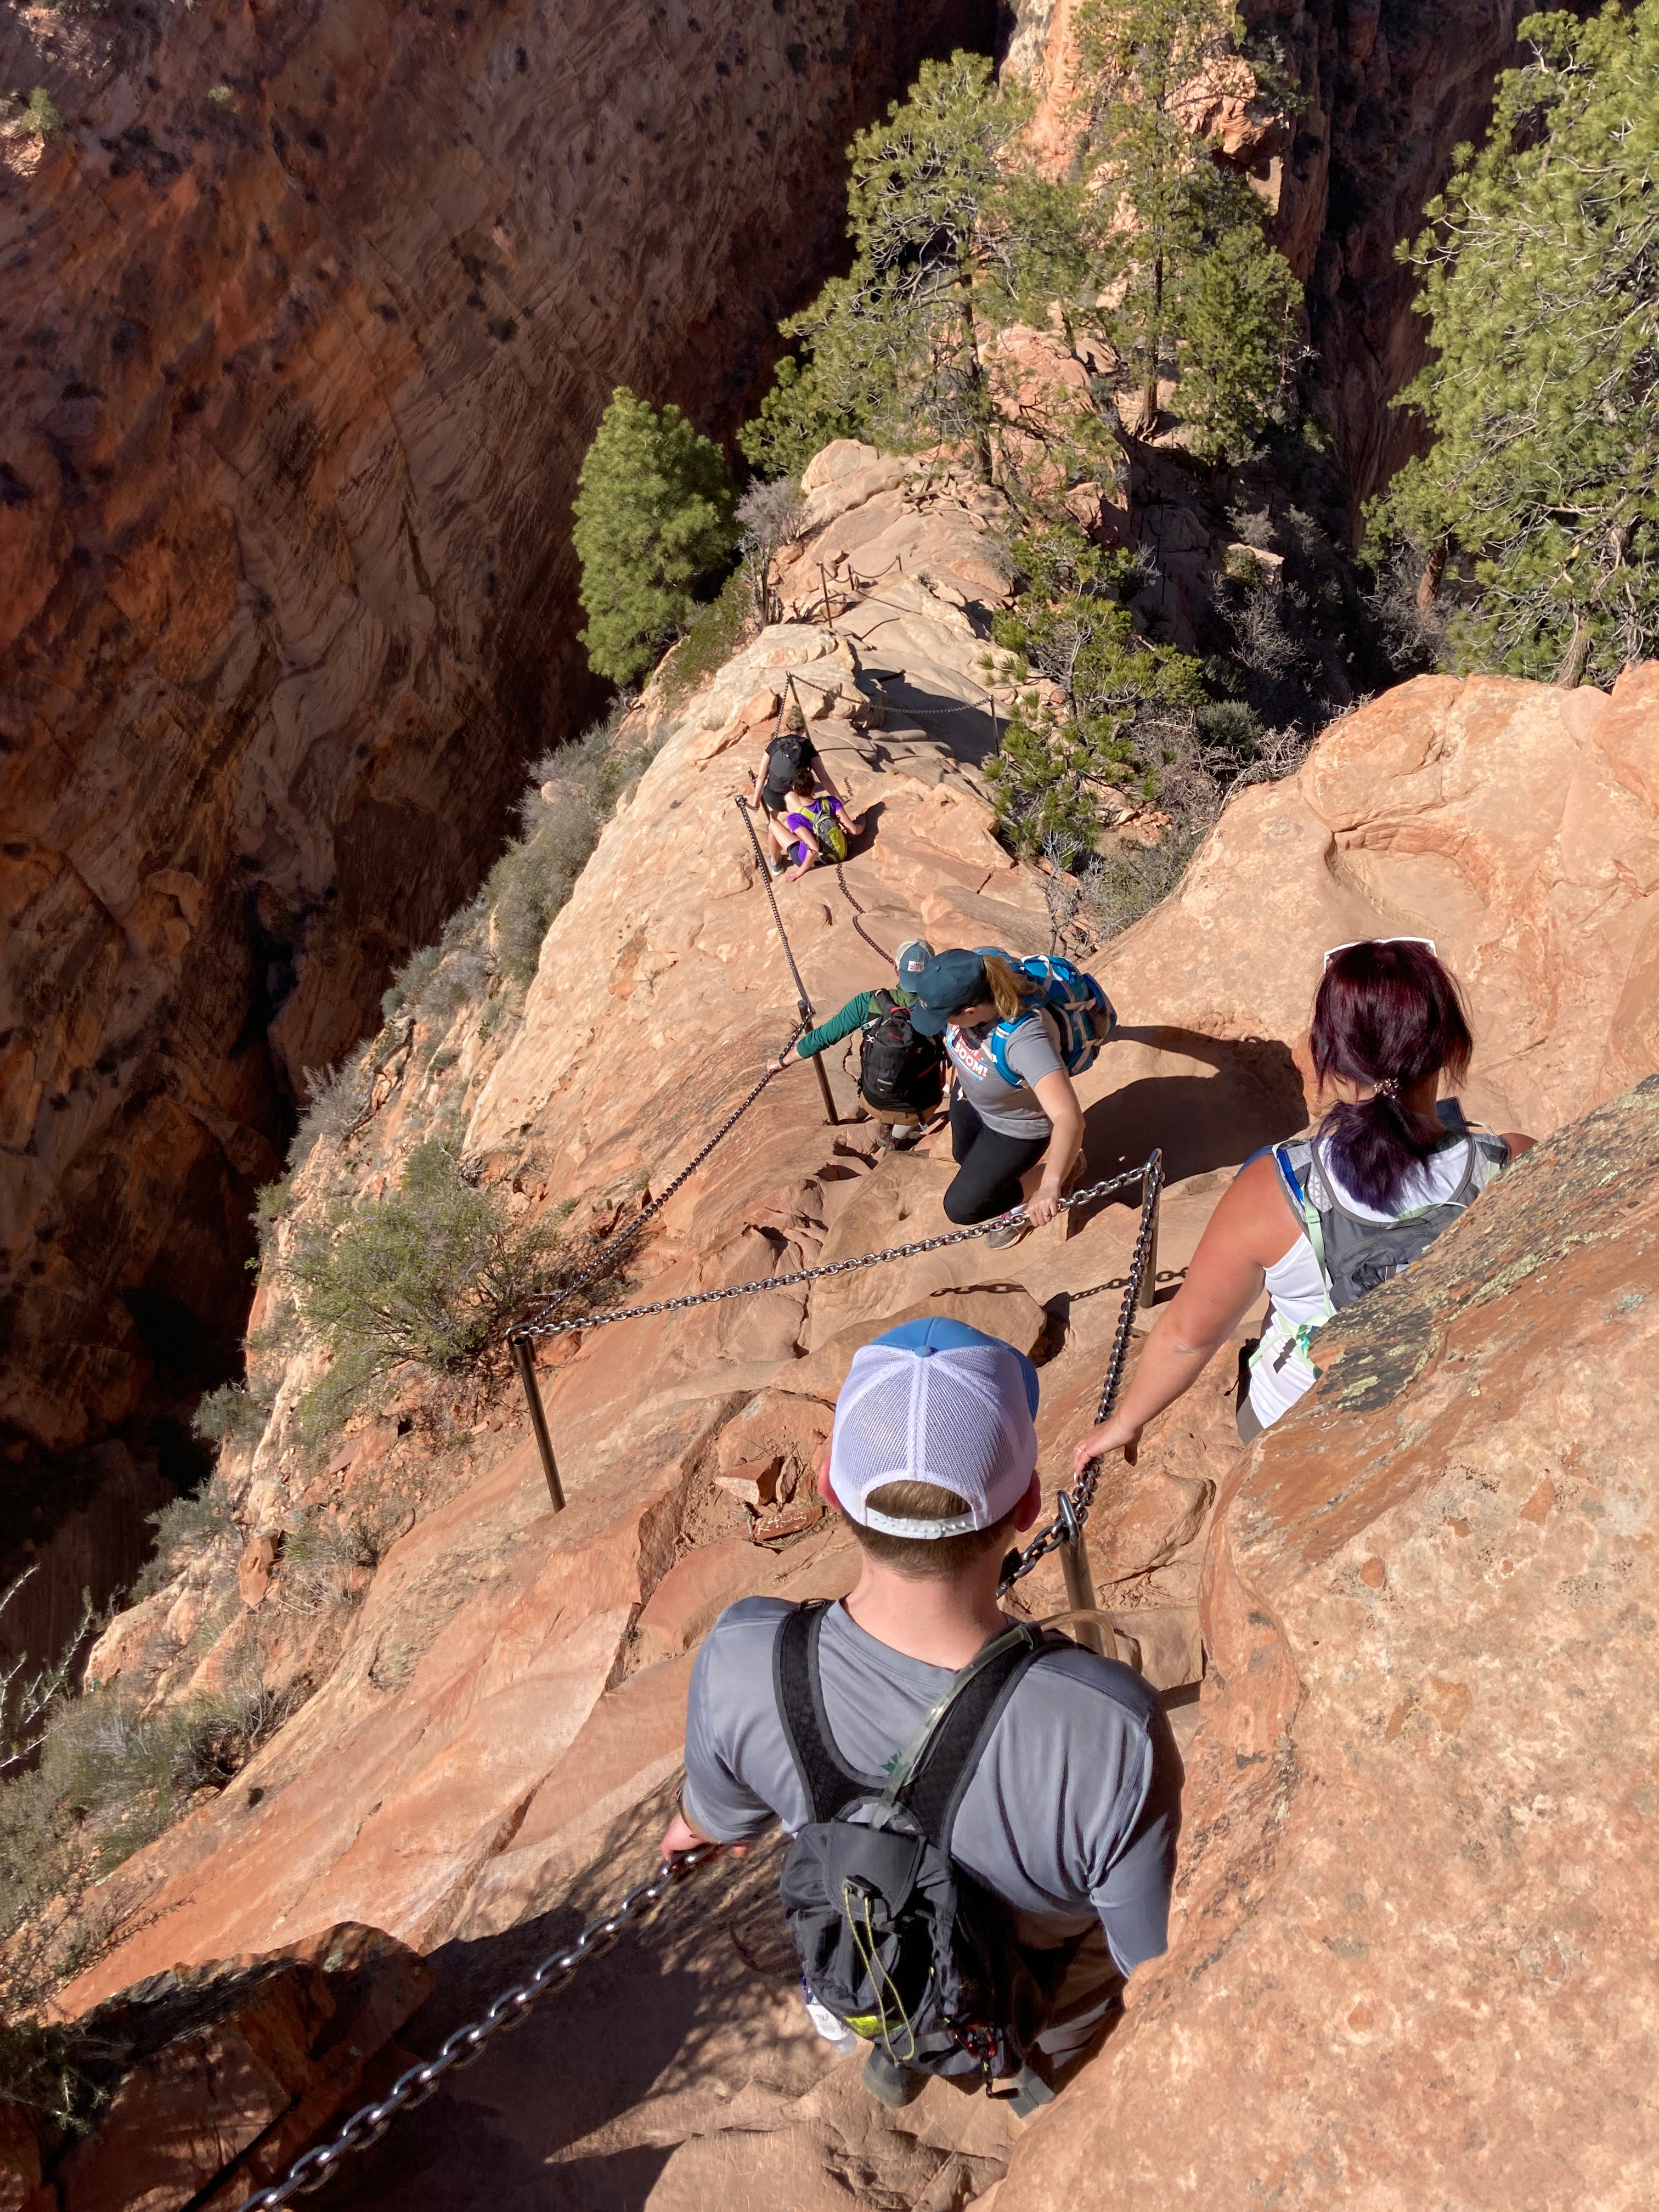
[1273,1104,1510,1312]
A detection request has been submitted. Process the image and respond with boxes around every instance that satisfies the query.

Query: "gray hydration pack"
[1273,1101,1510,1314]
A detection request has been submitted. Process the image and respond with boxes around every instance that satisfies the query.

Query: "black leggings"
[944,1092,1049,1224]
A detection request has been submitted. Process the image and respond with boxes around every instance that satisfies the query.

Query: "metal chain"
[517,1017,809,1328]
[833,861,894,963]
[242,1847,720,2209]
[998,1149,1164,1592]
[733,792,815,1018]
[515,1159,1155,1344]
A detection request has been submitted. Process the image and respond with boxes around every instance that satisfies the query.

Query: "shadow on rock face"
[1080,1027,1308,1204]
[326,1805,823,2211]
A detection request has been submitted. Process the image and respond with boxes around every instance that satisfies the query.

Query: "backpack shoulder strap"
[893,1625,1047,1855]
[775,1602,870,1822]
[1274,1141,1329,1282]
[986,1010,1041,1087]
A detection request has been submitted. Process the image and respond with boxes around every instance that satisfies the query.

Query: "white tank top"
[1248,1136,1482,1429]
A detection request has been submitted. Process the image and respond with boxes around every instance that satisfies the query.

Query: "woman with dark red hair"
[1071,939,1536,1466]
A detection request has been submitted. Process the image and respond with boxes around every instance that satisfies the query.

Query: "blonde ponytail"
[981,955,1040,1022]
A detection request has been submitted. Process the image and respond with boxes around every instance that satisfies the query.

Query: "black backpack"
[856,991,942,1112]
[764,732,807,797]
[774,1602,1052,2085]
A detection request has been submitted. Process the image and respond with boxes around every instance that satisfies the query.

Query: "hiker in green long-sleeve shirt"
[769,939,945,1150]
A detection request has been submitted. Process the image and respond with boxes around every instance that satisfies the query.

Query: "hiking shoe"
[862,2050,927,2108]
[873,1122,898,1150]
[889,1124,923,1150]
[984,1220,1029,1252]
[1006,2064,1055,2120]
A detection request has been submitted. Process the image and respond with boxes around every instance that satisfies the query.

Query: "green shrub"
[485,708,654,988]
[420,942,491,1020]
[289,1054,370,1170]
[191,1381,272,1450]
[1081,827,1207,940]
[253,1177,292,1259]
[985,521,1204,866]
[24,87,64,138]
[280,1143,606,1443]
[573,387,737,684]
[279,1500,403,1613]
[658,568,754,714]
[739,355,865,482]
[144,1480,239,1565]
[381,942,442,1024]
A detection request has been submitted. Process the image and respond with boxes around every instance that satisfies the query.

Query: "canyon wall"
[0,0,992,1566]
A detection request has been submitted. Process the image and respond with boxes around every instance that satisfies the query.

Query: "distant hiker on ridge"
[775,766,858,881]
[747,701,859,877]
[1071,938,1536,1466]
[906,947,1115,1251]
[662,1317,1181,2117]
[769,938,943,1148]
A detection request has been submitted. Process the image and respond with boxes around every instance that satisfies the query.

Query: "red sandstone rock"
[55,1923,429,2212]
[235,1534,278,1612]
[752,1494,827,1545]
[0,2104,43,2212]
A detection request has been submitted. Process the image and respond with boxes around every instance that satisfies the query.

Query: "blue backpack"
[974,949,1116,1084]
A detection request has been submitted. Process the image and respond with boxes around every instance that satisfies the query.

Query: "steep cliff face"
[39,447,1658,2208]
[1007,0,1592,505]
[0,0,993,1489]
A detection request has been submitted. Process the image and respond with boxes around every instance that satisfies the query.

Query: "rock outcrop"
[1,1922,429,2212]
[44,443,1658,2205]
[0,0,992,1489]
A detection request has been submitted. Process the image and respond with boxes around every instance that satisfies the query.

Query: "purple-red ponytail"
[1310,943,1473,1210]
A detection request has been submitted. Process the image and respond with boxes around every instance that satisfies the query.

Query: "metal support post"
[808,1045,839,1127]
[1137,1166,1161,1310]
[1055,1494,1116,1661]
[510,1333,566,1512]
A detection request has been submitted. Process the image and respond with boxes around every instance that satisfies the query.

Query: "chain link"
[998,1150,1164,1591]
[515,1158,1156,1344]
[241,1847,720,2209]
[517,1018,809,1330]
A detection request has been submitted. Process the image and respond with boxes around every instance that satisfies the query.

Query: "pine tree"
[572,388,737,685]
[985,523,1205,863]
[742,54,1085,482]
[1077,0,1300,456]
[1370,3,1659,687]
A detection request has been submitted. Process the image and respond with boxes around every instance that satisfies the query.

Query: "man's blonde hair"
[848,1479,1017,1581]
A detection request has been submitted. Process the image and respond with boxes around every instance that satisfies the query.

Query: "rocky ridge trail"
[22,442,1659,2209]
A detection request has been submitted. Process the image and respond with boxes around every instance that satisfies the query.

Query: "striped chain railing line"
[514,1157,1157,1344]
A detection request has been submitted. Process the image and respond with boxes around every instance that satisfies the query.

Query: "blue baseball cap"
[907,949,989,1036]
[828,1318,1040,1536]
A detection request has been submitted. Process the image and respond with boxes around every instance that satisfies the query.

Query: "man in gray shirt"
[662,1318,1181,2111]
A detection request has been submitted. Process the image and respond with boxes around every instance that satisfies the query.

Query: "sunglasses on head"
[1323,936,1437,968]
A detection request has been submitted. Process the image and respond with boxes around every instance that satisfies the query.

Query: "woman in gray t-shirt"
[907,949,1086,1250]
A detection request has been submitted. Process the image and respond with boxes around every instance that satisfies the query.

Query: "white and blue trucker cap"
[829,1317,1040,1537]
